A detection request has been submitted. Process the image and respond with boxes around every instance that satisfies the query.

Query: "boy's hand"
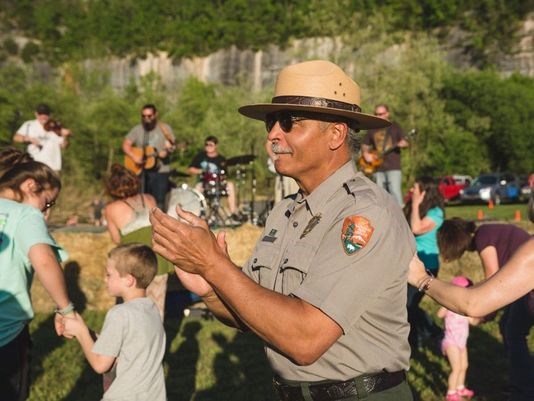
[55,311,77,338]
[63,312,87,338]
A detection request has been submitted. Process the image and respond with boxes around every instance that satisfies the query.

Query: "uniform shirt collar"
[294,160,357,216]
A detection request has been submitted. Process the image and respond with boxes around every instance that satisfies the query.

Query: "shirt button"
[293,222,298,228]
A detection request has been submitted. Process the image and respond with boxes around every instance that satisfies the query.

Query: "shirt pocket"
[249,245,279,290]
[279,241,317,295]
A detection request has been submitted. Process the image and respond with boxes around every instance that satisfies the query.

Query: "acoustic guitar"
[124,145,157,175]
[358,147,397,176]
[357,129,416,176]
[124,122,176,175]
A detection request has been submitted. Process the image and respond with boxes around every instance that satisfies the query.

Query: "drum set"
[167,154,256,227]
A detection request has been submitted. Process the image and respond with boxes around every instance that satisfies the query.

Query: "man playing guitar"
[123,103,176,209]
[360,104,409,206]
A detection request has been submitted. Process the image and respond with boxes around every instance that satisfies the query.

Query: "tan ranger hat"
[239,60,389,130]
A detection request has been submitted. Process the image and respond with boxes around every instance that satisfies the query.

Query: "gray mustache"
[272,143,292,154]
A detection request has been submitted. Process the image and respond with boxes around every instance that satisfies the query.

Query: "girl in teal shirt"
[0,148,74,401]
[404,176,445,349]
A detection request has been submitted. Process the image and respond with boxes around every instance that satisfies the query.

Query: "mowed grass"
[445,201,531,223]
[28,298,534,400]
[28,312,274,401]
[27,203,533,401]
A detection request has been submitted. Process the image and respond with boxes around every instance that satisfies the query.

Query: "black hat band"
[271,96,362,113]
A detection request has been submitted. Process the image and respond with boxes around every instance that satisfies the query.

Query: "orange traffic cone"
[488,199,494,209]
[477,209,484,220]
[514,210,521,222]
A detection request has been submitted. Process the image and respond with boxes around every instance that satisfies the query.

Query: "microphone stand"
[250,144,256,224]
[140,129,148,195]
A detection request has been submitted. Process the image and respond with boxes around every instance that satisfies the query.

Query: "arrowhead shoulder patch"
[341,215,374,255]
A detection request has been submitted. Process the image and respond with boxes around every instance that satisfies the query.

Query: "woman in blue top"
[403,176,445,349]
[0,148,74,401]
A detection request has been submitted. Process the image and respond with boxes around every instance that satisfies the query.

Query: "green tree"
[341,26,489,181]
[443,70,534,173]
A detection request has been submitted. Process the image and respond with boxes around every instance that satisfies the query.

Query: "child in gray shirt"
[63,244,166,401]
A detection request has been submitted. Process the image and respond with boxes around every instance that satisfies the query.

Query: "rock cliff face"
[75,13,533,90]
[500,14,534,76]
[82,37,344,91]
[441,13,534,75]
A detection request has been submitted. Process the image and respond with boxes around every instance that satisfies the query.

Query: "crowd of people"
[0,59,532,401]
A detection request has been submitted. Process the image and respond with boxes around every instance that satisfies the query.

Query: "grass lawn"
[28,301,533,401]
[445,201,531,223]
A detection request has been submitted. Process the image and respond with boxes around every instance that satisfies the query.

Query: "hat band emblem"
[271,96,361,113]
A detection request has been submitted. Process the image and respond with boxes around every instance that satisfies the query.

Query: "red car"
[439,175,471,202]
[404,175,471,204]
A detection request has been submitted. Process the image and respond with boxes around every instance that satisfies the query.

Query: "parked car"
[518,173,533,202]
[438,175,470,202]
[460,172,520,205]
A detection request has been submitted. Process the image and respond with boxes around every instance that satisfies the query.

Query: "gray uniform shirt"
[93,298,166,401]
[243,161,415,381]
[126,123,175,173]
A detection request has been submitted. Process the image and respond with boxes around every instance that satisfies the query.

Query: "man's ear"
[328,122,348,151]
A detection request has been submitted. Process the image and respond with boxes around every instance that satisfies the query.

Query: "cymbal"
[169,169,190,178]
[225,154,256,166]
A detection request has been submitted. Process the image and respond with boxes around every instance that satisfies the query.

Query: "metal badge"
[300,213,322,239]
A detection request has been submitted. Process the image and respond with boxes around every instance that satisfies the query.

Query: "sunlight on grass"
[29,306,531,401]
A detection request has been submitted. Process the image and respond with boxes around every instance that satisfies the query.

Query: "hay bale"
[220,223,263,266]
[31,224,263,312]
[32,231,115,313]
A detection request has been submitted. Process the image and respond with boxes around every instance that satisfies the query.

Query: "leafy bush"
[3,37,19,55]
[442,70,534,173]
[21,41,40,63]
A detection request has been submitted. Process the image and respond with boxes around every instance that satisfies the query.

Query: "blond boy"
[63,244,166,401]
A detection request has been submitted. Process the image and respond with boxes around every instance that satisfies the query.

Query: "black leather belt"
[273,370,406,401]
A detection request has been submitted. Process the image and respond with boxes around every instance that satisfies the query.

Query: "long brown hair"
[437,218,477,261]
[0,147,33,177]
[0,158,61,202]
[403,176,445,219]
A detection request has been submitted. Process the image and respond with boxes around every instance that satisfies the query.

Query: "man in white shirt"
[12,103,71,172]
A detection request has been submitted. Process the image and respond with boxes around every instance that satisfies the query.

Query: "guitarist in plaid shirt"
[123,104,176,209]
[360,104,409,206]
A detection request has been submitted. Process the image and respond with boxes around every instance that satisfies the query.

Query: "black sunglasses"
[265,111,310,133]
[43,199,55,212]
[265,111,353,133]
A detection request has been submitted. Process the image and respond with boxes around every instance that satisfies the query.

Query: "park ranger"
[150,60,416,401]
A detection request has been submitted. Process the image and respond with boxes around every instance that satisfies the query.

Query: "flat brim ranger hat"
[238,60,390,130]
